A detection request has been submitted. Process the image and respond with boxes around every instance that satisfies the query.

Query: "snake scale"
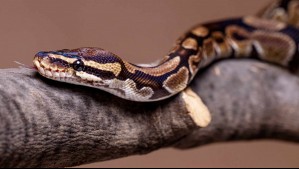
[33,0,299,102]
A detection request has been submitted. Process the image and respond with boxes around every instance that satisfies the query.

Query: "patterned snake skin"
[33,0,299,102]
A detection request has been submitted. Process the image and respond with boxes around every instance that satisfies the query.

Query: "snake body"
[33,0,299,102]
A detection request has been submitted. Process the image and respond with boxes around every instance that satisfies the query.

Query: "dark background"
[0,0,298,167]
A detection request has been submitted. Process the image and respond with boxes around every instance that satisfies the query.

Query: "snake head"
[33,47,123,85]
[33,49,76,79]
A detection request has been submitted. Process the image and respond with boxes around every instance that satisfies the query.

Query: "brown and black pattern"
[33,0,299,102]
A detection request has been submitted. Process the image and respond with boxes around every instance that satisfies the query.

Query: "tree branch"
[0,60,298,167]
[176,60,299,148]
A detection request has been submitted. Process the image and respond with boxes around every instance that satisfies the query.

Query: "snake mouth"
[33,56,74,79]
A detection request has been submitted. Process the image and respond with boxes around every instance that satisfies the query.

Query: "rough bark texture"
[0,60,298,168]
[176,60,299,148]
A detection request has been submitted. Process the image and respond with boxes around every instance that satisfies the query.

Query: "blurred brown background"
[0,0,298,167]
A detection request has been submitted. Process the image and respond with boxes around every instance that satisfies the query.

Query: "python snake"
[33,0,299,102]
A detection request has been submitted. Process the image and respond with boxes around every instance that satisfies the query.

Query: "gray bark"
[0,60,298,168]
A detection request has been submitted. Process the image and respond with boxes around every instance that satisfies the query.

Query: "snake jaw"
[33,55,74,79]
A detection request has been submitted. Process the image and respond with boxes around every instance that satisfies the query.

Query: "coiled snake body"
[34,0,299,102]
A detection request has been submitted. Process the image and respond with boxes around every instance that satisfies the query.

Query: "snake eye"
[72,59,85,71]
